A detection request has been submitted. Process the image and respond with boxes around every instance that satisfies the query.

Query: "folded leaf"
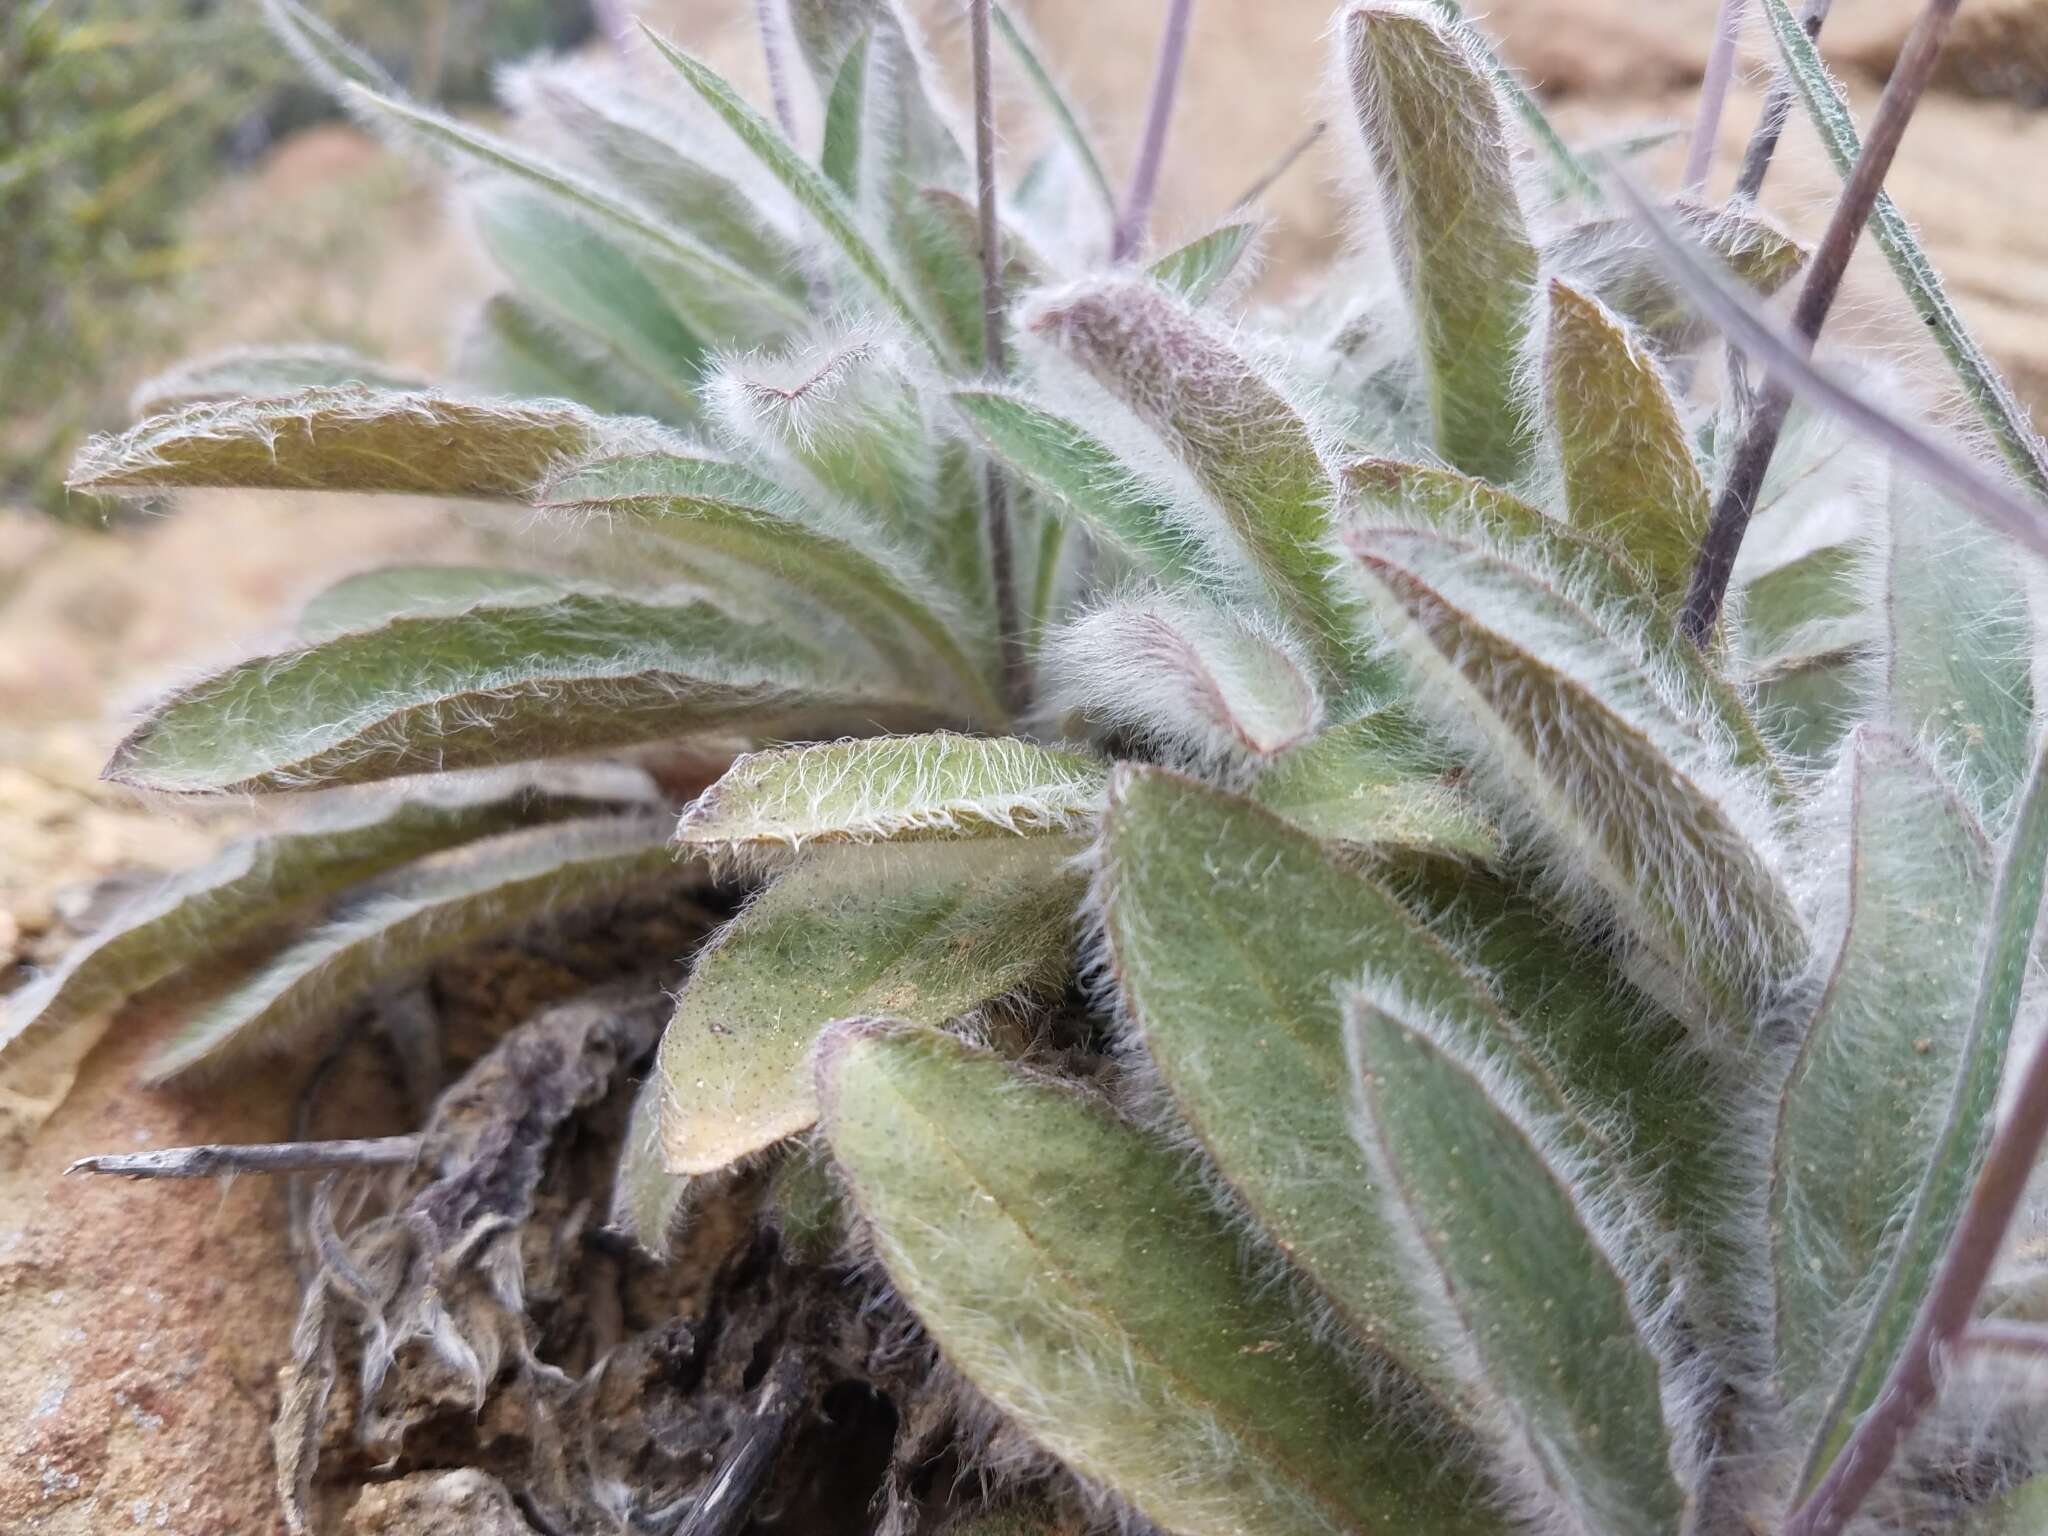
[1772,732,1993,1414]
[1882,474,2035,823]
[107,593,940,794]
[1024,277,1355,680]
[1342,2,1537,481]
[1043,594,1324,761]
[537,450,1001,722]
[951,389,1198,585]
[1099,767,1624,1411]
[1250,708,1498,859]
[147,816,689,1079]
[677,734,1103,858]
[821,1025,1508,1536]
[1542,199,1805,356]
[1340,523,1805,1036]
[1543,278,1710,608]
[1345,995,1691,1536]
[130,345,428,418]
[1148,222,1257,305]
[69,387,622,500]
[656,837,1083,1174]
[1800,726,2048,1491]
[640,27,942,356]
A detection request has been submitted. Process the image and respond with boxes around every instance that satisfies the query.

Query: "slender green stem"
[1680,0,1963,643]
[1112,0,1195,262]
[970,0,1024,712]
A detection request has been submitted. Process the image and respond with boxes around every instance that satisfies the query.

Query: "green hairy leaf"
[1544,278,1711,609]
[458,295,692,424]
[820,27,869,198]
[293,566,574,641]
[1801,726,2048,1491]
[1339,522,1806,1034]
[991,3,1116,223]
[1099,767,1617,1410]
[469,191,711,410]
[675,734,1104,858]
[69,387,621,501]
[536,450,1002,722]
[613,1073,692,1256]
[347,83,807,340]
[1043,593,1325,761]
[821,1025,1507,1536]
[1345,996,1691,1536]
[1,769,652,1057]
[639,27,943,355]
[1343,1,1538,482]
[1882,475,2035,822]
[1772,732,1993,1414]
[1542,199,1806,356]
[130,345,429,418]
[950,389,1198,585]
[147,816,688,1080]
[1147,222,1258,304]
[656,837,1082,1174]
[1250,708,1499,860]
[107,593,938,795]
[260,0,398,98]
[1024,277,1355,679]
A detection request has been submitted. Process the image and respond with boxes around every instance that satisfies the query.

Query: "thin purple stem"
[1784,1018,2048,1536]
[1680,0,1962,644]
[1111,0,1196,262]
[1733,0,1836,201]
[969,0,1024,712]
[1685,0,1749,192]
[754,0,800,143]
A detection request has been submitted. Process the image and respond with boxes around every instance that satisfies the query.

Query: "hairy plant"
[18,0,2048,1532]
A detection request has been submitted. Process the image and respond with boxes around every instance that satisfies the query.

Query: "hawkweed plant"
[13,0,2048,1532]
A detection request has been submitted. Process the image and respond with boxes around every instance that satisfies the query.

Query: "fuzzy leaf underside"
[1043,595,1325,760]
[1249,709,1499,859]
[1542,200,1806,356]
[537,450,1001,723]
[676,734,1104,856]
[1,769,654,1057]
[1772,732,1993,1414]
[1099,767,1618,1411]
[1543,279,1710,609]
[107,593,940,795]
[293,566,575,641]
[1883,475,2035,822]
[129,346,430,418]
[1343,2,1537,482]
[69,387,617,501]
[614,1074,692,1255]
[1802,727,2048,1490]
[821,1026,1508,1536]
[147,816,689,1079]
[1340,523,1804,1035]
[950,390,1198,585]
[1346,999,1689,1536]
[656,838,1083,1174]
[1024,278,1356,680]
[458,295,691,425]
[1147,222,1257,304]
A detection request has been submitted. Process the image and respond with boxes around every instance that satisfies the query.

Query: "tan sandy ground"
[3,2,2045,1528]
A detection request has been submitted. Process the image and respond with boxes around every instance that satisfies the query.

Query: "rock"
[339,1470,538,1536]
[1823,0,2048,104]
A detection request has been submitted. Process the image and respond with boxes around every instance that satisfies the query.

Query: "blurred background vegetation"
[0,0,596,517]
